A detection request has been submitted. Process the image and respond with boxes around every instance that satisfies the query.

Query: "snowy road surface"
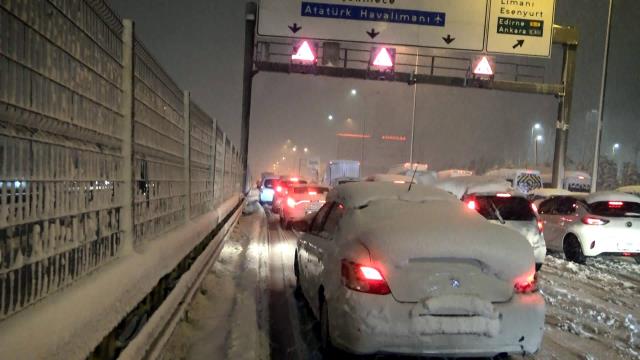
[162,206,639,359]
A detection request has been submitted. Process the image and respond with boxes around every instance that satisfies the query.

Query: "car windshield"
[474,196,535,221]
[588,201,640,218]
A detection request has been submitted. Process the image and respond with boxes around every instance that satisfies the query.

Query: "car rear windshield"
[264,179,275,188]
[474,196,535,221]
[293,187,328,194]
[588,201,640,218]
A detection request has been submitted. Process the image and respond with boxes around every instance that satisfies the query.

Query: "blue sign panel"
[300,2,446,27]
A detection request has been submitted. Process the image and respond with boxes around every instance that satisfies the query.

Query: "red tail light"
[608,201,623,208]
[496,193,511,198]
[514,270,537,293]
[308,191,317,195]
[466,200,477,210]
[537,220,544,234]
[341,260,391,295]
[581,216,609,225]
[276,185,283,193]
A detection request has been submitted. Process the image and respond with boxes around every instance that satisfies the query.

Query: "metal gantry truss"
[249,17,578,187]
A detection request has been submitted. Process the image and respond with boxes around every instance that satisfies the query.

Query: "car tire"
[294,253,303,299]
[535,263,542,272]
[319,299,334,355]
[563,235,586,264]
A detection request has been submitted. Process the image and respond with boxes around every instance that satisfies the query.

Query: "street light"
[292,146,297,152]
[535,135,543,166]
[612,143,620,155]
[350,89,357,96]
[303,147,308,153]
[282,156,286,160]
[328,114,333,121]
[531,123,542,165]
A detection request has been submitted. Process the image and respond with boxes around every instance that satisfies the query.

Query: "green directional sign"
[497,17,544,37]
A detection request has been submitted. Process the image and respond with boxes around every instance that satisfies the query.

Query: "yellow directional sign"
[487,0,556,57]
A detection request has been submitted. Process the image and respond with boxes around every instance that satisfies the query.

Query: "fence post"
[183,91,191,221]
[121,19,135,254]
[211,118,216,210]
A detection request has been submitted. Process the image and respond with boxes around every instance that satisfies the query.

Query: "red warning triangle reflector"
[292,41,315,62]
[373,48,393,67]
[473,56,494,76]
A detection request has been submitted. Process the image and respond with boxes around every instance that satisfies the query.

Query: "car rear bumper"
[533,244,547,265]
[329,290,545,357]
[574,229,640,256]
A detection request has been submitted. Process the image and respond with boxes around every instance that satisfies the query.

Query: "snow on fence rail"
[0,0,245,322]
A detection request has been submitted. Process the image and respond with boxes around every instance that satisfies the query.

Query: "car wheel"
[563,235,586,264]
[293,253,303,299]
[319,299,334,355]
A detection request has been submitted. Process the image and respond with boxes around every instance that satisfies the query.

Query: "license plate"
[619,240,636,251]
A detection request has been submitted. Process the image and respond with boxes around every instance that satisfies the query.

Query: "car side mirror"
[292,220,309,232]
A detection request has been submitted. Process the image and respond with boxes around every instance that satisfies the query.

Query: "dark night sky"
[108,0,640,176]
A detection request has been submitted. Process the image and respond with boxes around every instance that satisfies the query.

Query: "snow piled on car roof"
[435,176,512,199]
[328,181,455,208]
[586,191,640,204]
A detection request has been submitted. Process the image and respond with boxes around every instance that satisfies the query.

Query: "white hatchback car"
[538,191,640,263]
[293,182,545,356]
[461,191,547,270]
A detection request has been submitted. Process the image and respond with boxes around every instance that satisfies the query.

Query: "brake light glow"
[276,185,283,193]
[608,201,624,208]
[393,180,406,184]
[341,260,391,295]
[308,191,317,195]
[360,266,384,280]
[291,177,299,182]
[496,193,512,198]
[582,216,609,225]
[467,200,477,210]
[531,203,538,213]
[514,270,537,293]
[537,220,544,233]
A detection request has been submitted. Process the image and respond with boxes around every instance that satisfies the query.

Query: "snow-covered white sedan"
[538,191,640,263]
[293,182,545,356]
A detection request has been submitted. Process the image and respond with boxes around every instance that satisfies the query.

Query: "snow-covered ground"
[162,205,639,360]
[538,254,640,359]
[160,206,269,360]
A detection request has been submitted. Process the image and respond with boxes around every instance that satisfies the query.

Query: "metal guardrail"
[0,0,245,323]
